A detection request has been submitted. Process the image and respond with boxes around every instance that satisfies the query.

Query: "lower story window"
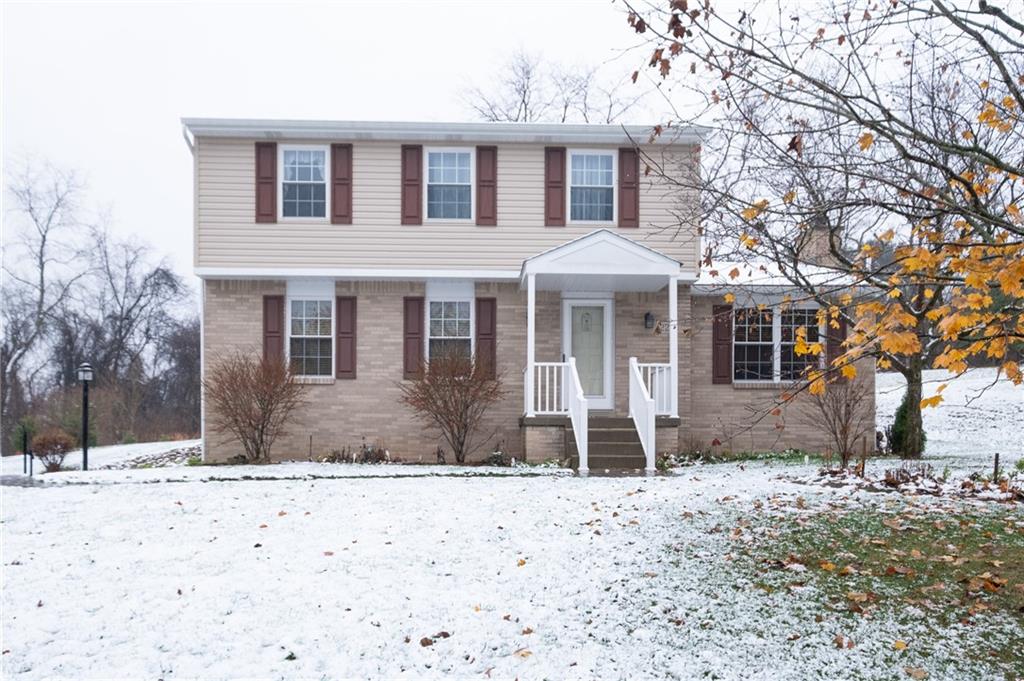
[733,306,822,382]
[289,299,332,376]
[733,308,774,381]
[781,309,821,380]
[428,300,471,359]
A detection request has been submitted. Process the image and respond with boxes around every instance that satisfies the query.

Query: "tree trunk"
[902,360,925,459]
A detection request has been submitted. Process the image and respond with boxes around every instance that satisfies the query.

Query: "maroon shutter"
[401,145,422,225]
[712,305,733,384]
[618,147,640,228]
[336,296,357,379]
[476,146,497,226]
[263,295,285,362]
[475,297,497,379]
[826,312,848,374]
[544,147,566,227]
[255,142,277,223]
[403,297,424,378]
[331,144,353,224]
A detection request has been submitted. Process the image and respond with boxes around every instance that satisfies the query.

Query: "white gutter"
[180,118,707,145]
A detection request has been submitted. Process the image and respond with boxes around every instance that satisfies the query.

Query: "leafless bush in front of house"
[801,378,873,469]
[398,350,506,464]
[203,352,307,464]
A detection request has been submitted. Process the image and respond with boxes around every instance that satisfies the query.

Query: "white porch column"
[525,273,536,417]
[668,275,679,418]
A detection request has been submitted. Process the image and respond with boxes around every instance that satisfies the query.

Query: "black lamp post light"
[77,362,94,471]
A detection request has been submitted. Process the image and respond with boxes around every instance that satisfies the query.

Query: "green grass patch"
[750,505,1024,675]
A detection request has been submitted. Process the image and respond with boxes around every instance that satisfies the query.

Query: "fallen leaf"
[517,558,527,567]
[513,647,532,658]
[323,551,334,556]
[420,637,433,647]
[522,627,534,635]
[278,511,287,517]
[905,667,928,679]
[894,640,908,650]
[820,561,837,572]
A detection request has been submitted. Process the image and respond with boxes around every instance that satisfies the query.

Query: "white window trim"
[566,148,618,227]
[424,297,475,361]
[278,144,331,222]
[285,296,335,380]
[423,147,475,222]
[732,304,824,384]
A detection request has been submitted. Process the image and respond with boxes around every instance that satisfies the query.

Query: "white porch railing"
[524,359,588,471]
[638,362,673,416]
[531,362,567,414]
[629,357,656,472]
[566,358,589,472]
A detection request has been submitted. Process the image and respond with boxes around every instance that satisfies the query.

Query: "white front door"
[562,299,614,410]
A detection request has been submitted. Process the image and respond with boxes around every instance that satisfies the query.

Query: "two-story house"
[183,118,875,471]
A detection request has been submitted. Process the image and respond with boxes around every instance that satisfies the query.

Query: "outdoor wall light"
[644,312,655,329]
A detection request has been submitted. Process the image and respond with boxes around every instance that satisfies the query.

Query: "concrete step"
[585,428,640,443]
[588,416,634,428]
[566,441,644,458]
[569,455,647,470]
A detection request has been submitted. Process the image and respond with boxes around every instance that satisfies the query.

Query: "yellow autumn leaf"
[741,199,769,221]
[894,640,908,651]
[920,395,943,409]
[980,80,990,90]
[783,190,797,204]
[808,375,826,396]
[820,561,836,571]
[724,292,736,304]
[962,129,975,141]
[841,364,857,379]
[517,558,527,567]
[879,229,895,243]
[858,132,875,150]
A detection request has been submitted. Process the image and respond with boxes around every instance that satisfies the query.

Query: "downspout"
[182,123,205,461]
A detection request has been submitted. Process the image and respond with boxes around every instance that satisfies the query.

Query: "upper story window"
[733,306,823,382]
[569,151,615,222]
[426,149,473,220]
[281,146,328,219]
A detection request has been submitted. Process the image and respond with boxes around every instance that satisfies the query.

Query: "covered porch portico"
[519,230,682,472]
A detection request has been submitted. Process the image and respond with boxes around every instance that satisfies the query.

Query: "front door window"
[571,305,605,397]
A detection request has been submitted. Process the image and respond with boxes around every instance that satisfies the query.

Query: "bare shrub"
[802,378,873,469]
[203,352,306,464]
[398,351,506,464]
[31,428,74,472]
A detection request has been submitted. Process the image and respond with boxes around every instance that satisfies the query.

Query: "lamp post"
[77,362,94,471]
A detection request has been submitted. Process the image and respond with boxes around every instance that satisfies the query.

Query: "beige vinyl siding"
[195,138,701,272]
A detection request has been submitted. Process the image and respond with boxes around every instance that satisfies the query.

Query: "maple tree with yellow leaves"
[626,0,1023,457]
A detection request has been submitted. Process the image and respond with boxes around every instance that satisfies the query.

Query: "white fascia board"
[194,267,519,281]
[180,118,707,146]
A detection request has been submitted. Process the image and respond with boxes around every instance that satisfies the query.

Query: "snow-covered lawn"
[876,367,1022,473]
[0,439,201,476]
[3,462,1020,680]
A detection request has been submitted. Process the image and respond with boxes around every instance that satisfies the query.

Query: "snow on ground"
[3,461,1016,680]
[0,439,201,476]
[875,367,1022,474]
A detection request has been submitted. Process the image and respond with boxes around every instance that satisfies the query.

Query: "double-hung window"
[780,309,821,380]
[428,300,472,359]
[426,150,472,220]
[568,151,615,222]
[733,308,775,381]
[281,146,328,218]
[733,306,823,382]
[289,299,333,378]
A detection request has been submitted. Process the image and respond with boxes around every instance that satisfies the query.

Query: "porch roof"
[519,229,684,292]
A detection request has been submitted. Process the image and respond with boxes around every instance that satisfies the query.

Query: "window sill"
[294,376,335,385]
[733,380,806,390]
[277,217,330,224]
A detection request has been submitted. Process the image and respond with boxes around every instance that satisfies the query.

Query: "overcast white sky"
[2,0,666,281]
